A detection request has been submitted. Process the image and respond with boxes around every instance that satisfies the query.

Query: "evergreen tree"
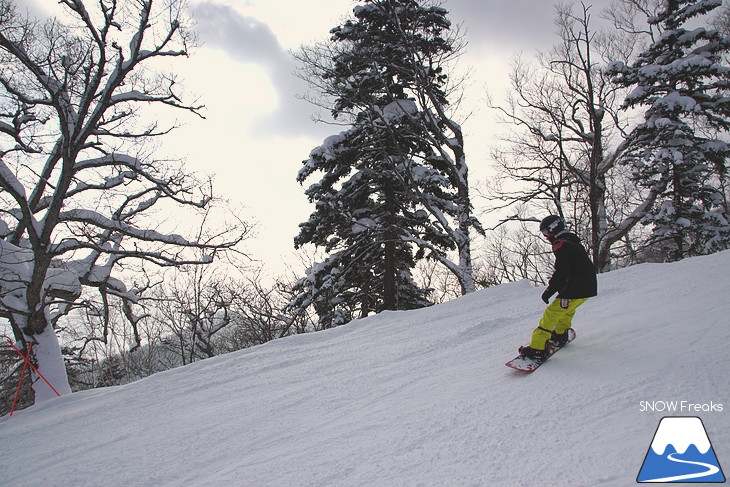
[607,0,730,260]
[291,0,477,327]
[292,112,433,327]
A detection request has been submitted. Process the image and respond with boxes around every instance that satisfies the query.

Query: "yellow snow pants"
[529,298,589,350]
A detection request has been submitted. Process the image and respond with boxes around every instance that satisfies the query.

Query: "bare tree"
[152,265,230,365]
[486,2,665,271]
[221,272,302,350]
[65,265,307,388]
[480,219,554,285]
[0,0,247,403]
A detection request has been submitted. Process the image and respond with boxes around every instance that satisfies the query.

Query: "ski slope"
[1,251,729,486]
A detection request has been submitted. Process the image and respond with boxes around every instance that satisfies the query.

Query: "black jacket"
[546,232,598,299]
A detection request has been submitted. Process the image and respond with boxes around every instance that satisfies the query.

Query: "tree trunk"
[383,179,397,310]
[456,226,476,294]
[455,153,476,295]
[30,322,72,401]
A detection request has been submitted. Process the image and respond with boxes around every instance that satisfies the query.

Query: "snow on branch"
[74,152,142,170]
[59,209,196,246]
[0,158,27,200]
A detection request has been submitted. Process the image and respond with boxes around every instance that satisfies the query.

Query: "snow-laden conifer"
[607,0,730,259]
[291,0,479,328]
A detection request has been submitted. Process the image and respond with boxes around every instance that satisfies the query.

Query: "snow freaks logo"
[637,416,726,483]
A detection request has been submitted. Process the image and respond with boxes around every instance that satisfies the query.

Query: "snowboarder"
[519,215,597,360]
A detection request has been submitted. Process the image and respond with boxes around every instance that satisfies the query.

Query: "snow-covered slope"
[1,251,729,487]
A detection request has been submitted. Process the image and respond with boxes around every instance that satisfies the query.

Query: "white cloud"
[162,48,316,269]
[189,1,341,139]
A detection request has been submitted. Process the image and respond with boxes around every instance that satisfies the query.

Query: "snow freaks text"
[639,401,724,413]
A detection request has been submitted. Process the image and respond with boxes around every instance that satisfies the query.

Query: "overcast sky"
[177,0,578,274]
[26,0,611,276]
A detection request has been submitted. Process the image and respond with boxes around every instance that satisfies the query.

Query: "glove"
[541,289,555,304]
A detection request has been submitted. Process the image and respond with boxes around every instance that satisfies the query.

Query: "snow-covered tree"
[607,0,730,260]
[486,2,681,271]
[291,109,436,327]
[0,0,247,403]
[291,0,479,326]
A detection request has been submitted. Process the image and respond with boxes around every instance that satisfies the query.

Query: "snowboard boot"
[518,346,548,361]
[549,330,570,348]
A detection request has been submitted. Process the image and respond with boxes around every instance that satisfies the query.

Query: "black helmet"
[539,215,565,238]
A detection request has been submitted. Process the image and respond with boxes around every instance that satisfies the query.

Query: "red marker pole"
[7,339,62,402]
[9,342,32,416]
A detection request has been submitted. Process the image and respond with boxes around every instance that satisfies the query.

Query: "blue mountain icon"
[638,417,725,483]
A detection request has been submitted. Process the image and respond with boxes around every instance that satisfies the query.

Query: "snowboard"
[505,328,576,373]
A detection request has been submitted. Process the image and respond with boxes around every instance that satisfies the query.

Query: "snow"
[374,99,418,123]
[0,159,27,199]
[654,91,699,112]
[0,239,32,311]
[28,324,72,400]
[58,209,193,246]
[351,217,376,234]
[1,251,729,486]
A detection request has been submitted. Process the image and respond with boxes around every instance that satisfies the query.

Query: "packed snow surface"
[1,251,729,486]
